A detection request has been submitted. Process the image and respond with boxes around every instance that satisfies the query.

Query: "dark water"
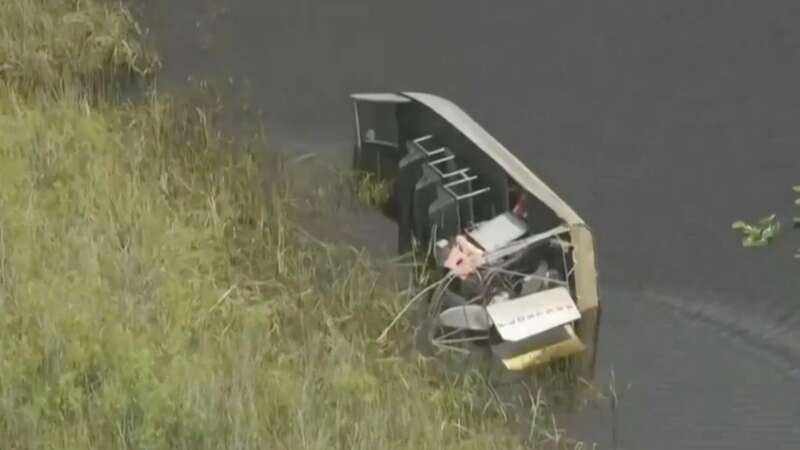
[130,0,800,448]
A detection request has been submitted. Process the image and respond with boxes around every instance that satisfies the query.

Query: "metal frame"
[350,92,600,376]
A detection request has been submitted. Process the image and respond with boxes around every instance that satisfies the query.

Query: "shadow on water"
[127,0,800,448]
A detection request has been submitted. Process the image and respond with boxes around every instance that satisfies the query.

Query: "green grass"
[0,0,159,96]
[0,1,583,449]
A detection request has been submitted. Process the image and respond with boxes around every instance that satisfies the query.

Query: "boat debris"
[442,235,484,280]
[350,92,600,375]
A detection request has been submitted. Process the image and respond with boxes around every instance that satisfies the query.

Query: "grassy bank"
[0,1,573,449]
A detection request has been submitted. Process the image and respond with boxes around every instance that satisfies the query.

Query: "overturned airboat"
[351,92,600,376]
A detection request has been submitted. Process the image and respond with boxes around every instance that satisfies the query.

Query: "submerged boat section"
[350,92,600,376]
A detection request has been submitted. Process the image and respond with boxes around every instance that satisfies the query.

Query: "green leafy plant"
[732,185,800,257]
[731,213,781,247]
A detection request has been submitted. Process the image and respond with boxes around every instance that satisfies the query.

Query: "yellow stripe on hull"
[500,325,586,371]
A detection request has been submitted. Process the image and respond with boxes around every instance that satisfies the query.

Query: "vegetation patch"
[731,213,781,247]
[732,185,800,254]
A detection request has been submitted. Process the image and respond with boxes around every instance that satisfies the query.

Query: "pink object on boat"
[443,235,485,280]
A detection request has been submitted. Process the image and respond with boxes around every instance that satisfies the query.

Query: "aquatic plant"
[732,185,800,257]
[731,213,781,248]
